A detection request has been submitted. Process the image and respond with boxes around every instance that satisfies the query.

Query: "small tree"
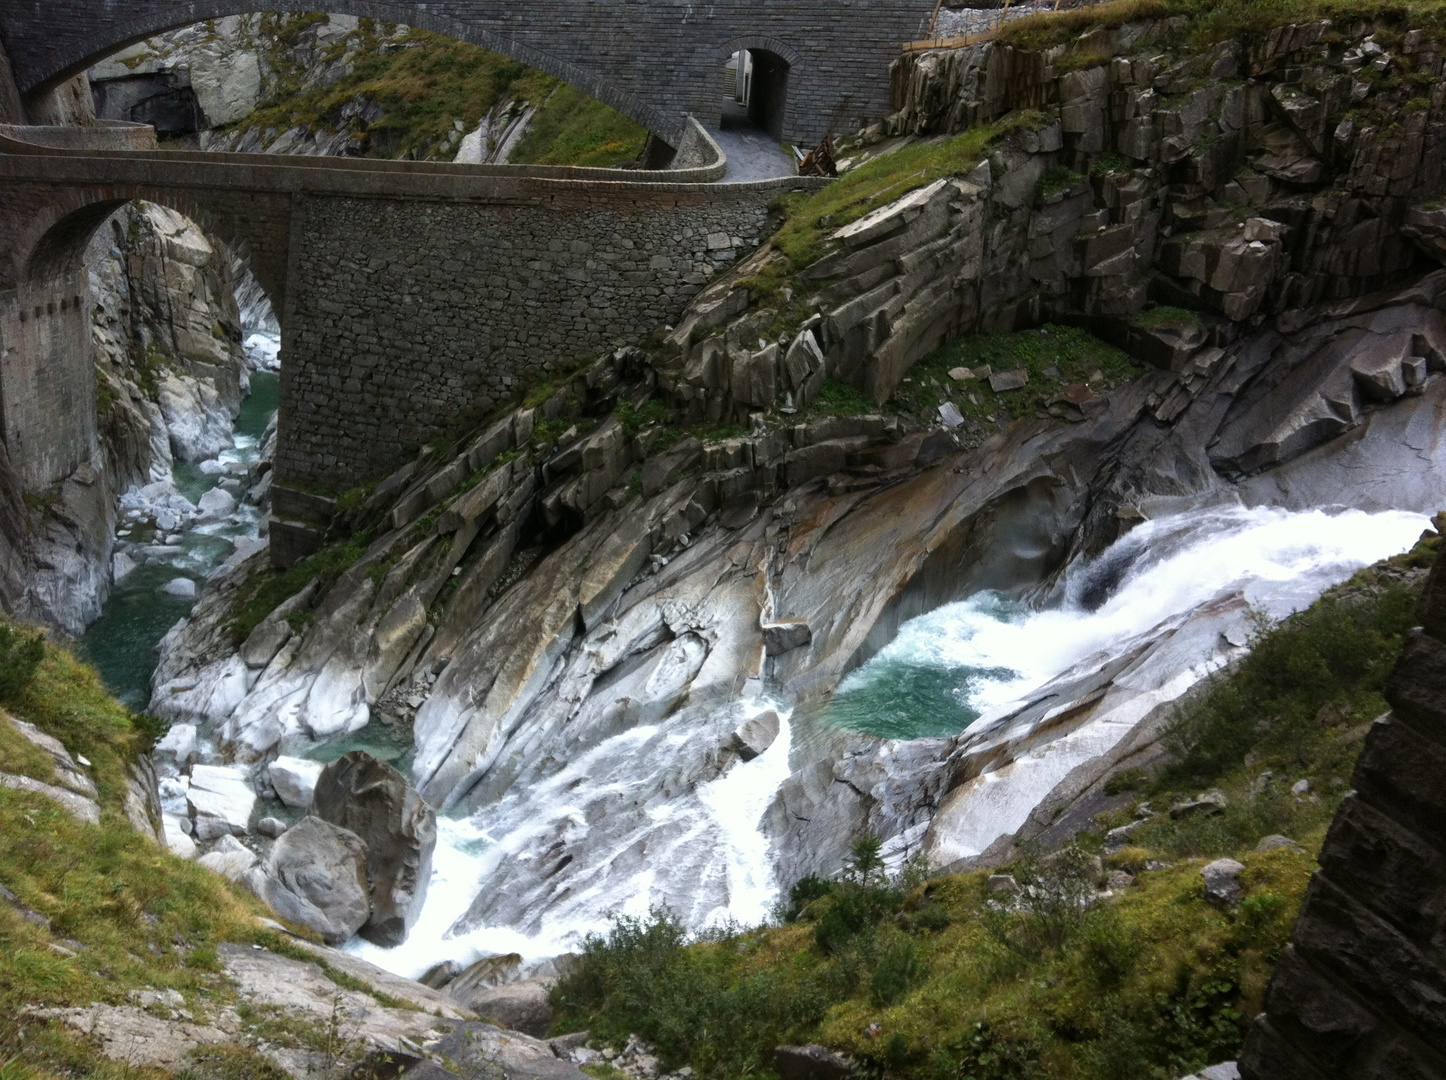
[843,833,887,888]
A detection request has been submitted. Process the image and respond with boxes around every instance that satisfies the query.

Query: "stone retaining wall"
[277,185,779,487]
[0,273,95,490]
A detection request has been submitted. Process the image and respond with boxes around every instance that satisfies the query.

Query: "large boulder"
[461,977,555,1038]
[249,816,370,944]
[309,751,437,947]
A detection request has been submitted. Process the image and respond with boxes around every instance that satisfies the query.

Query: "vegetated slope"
[210,15,648,166]
[549,531,1440,1080]
[0,620,326,1080]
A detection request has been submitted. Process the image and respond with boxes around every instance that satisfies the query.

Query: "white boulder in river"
[268,755,325,809]
[161,577,197,599]
[185,764,255,840]
[197,486,237,519]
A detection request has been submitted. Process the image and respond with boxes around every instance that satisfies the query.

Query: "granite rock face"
[248,815,371,945]
[309,751,437,947]
[1239,547,1446,1080]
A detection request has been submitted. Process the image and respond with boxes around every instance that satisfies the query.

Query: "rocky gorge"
[4,4,1446,1079]
[126,6,1446,981]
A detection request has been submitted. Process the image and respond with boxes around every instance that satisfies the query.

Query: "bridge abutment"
[0,273,97,490]
[273,187,776,499]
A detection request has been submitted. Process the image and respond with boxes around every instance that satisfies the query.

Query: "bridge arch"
[22,3,679,143]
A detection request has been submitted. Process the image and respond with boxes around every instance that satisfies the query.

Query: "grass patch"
[893,323,1139,423]
[996,0,1446,53]
[0,666,286,1079]
[226,532,371,647]
[220,19,646,165]
[1037,165,1084,200]
[1133,305,1204,328]
[508,82,649,167]
[0,621,157,809]
[770,112,1045,273]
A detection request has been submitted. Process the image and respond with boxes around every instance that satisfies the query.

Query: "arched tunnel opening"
[722,47,790,141]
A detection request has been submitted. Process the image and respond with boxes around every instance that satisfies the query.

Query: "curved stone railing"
[0,115,779,188]
[0,119,156,150]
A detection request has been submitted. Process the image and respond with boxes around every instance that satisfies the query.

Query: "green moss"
[616,398,670,437]
[225,532,371,647]
[508,81,649,167]
[1133,305,1204,328]
[1037,165,1084,200]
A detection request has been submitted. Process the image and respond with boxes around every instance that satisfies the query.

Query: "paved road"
[709,123,796,182]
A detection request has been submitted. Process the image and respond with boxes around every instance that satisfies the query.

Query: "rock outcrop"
[247,815,371,945]
[1239,547,1446,1079]
[309,750,437,946]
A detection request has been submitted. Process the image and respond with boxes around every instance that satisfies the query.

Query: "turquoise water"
[79,371,280,708]
[826,592,1022,740]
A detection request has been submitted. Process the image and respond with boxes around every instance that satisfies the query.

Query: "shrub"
[870,936,922,1007]
[782,874,835,922]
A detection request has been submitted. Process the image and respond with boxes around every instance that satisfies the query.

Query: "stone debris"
[774,1043,859,1080]
[987,368,1028,393]
[267,755,324,809]
[197,833,259,882]
[1200,858,1246,907]
[1255,834,1302,853]
[1170,789,1229,819]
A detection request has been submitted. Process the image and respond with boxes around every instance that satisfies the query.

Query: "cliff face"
[1240,546,1446,1078]
[0,199,253,634]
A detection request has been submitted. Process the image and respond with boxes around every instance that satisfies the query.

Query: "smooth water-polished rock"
[248,815,370,944]
[309,751,436,947]
[186,763,255,840]
[268,755,324,809]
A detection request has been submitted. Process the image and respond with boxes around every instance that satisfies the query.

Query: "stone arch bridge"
[0,129,826,565]
[1,0,935,147]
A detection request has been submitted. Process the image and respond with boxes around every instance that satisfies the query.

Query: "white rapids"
[349,503,1429,976]
[349,701,794,977]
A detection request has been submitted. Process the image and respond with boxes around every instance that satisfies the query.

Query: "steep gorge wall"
[809,19,1446,392]
[0,192,252,631]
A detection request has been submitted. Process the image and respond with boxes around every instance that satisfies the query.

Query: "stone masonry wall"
[0,0,937,146]
[277,185,778,489]
[1239,546,1446,1079]
[0,273,96,490]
